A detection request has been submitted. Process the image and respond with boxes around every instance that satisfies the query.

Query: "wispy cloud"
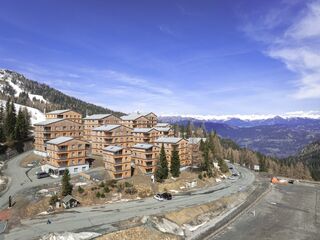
[243,1,320,100]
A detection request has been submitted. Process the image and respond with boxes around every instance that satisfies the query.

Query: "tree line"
[0,99,31,144]
[173,121,313,180]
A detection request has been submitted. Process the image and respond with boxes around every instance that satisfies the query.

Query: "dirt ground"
[97,226,181,240]
[165,192,247,226]
[91,155,105,168]
[19,152,43,168]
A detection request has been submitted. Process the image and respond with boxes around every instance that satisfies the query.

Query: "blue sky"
[0,0,319,115]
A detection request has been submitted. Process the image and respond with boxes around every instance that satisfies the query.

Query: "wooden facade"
[103,146,131,179]
[45,109,82,124]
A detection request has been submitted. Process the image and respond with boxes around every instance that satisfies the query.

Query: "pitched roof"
[155,123,170,127]
[133,143,154,149]
[46,136,73,145]
[92,124,121,131]
[34,118,64,126]
[46,109,71,114]
[83,114,111,120]
[62,195,79,203]
[121,113,147,121]
[133,128,154,133]
[155,137,183,144]
[103,145,124,152]
[154,127,171,132]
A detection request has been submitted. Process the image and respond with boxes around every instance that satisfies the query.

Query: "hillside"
[0,69,124,118]
[284,141,320,181]
[163,117,320,158]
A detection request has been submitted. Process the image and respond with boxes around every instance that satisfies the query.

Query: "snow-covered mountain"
[160,112,320,128]
[0,69,48,104]
[0,69,123,124]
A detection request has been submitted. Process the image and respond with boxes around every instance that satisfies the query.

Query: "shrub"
[116,183,125,193]
[49,194,59,206]
[106,179,117,188]
[125,187,137,195]
[78,186,84,194]
[124,182,133,188]
[203,172,207,178]
[91,187,97,191]
[104,186,110,193]
[99,181,105,188]
[100,193,106,198]
[198,173,203,180]
[96,192,101,198]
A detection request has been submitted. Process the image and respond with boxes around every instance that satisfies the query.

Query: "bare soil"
[97,226,181,240]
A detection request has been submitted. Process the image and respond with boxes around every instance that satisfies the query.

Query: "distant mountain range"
[160,116,320,158]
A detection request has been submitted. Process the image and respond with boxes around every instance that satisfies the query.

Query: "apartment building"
[154,127,174,137]
[132,143,159,174]
[83,114,121,141]
[103,146,131,179]
[45,109,82,124]
[91,124,133,155]
[155,123,171,128]
[120,113,150,128]
[132,128,160,144]
[155,137,190,167]
[41,136,91,176]
[143,112,158,127]
[188,138,206,166]
[34,119,83,156]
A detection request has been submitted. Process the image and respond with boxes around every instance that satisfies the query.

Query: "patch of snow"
[0,100,45,125]
[183,221,207,232]
[75,182,88,187]
[151,217,184,236]
[37,189,49,194]
[29,93,47,103]
[39,232,101,240]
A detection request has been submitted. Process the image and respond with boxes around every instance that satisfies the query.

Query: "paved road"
[0,151,59,209]
[214,183,320,240]
[2,167,255,240]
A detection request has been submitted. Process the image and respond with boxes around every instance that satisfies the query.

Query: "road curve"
[3,166,255,240]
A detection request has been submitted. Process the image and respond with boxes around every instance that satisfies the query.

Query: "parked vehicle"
[288,180,294,184]
[161,192,172,200]
[153,193,164,201]
[36,172,50,179]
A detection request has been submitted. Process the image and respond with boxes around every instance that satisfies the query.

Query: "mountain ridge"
[0,69,124,118]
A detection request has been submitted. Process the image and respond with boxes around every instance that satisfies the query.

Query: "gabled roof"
[46,136,73,145]
[133,128,154,133]
[92,124,121,131]
[83,114,111,120]
[121,113,148,121]
[133,143,154,149]
[155,137,183,144]
[143,112,157,117]
[155,123,170,127]
[62,195,79,203]
[46,109,71,115]
[103,145,123,152]
[188,138,206,144]
[154,127,171,132]
[34,118,64,126]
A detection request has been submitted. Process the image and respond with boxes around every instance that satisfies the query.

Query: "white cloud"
[260,1,320,99]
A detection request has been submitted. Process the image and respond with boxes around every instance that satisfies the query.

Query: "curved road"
[3,166,255,240]
[0,151,59,209]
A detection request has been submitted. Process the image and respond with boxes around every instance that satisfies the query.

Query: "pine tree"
[14,108,24,140]
[4,99,16,140]
[21,107,30,138]
[170,147,180,177]
[61,169,73,196]
[218,157,229,173]
[155,144,169,181]
[0,104,5,142]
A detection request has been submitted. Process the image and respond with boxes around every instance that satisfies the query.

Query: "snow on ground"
[0,100,45,125]
[39,232,101,240]
[0,70,48,103]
